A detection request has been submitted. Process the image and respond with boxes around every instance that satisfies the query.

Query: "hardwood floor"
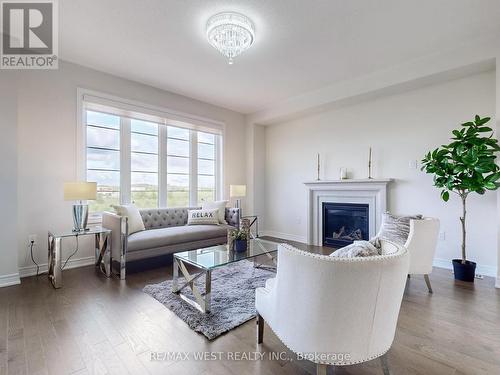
[1,238,499,375]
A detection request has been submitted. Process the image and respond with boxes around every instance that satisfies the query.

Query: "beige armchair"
[405,218,440,293]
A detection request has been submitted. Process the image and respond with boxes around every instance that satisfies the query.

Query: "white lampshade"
[230,184,246,198]
[64,182,97,201]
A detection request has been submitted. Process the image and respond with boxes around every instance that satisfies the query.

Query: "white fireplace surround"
[304,179,393,246]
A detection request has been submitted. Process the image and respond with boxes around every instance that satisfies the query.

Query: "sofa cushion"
[202,200,228,224]
[127,224,232,252]
[187,209,220,225]
[112,204,145,234]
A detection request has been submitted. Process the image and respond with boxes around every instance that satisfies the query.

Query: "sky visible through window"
[86,110,219,211]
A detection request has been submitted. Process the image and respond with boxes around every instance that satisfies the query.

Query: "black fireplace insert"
[322,202,369,247]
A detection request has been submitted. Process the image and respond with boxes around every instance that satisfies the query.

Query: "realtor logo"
[1,0,58,69]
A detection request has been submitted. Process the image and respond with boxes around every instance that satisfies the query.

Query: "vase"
[234,239,247,253]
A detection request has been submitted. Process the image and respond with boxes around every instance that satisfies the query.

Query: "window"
[197,132,216,204]
[83,105,222,213]
[86,111,121,212]
[131,119,159,208]
[167,126,190,207]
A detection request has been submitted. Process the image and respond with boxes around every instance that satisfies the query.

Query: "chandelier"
[206,12,255,65]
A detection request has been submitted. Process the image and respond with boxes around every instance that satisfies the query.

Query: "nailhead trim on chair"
[278,241,408,263]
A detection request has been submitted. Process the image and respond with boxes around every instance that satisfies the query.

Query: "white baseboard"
[432,258,497,278]
[0,273,21,288]
[19,256,95,278]
[261,230,307,244]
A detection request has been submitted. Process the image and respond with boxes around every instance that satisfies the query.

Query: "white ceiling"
[60,0,500,114]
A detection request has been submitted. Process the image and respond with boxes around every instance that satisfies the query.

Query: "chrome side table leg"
[95,232,111,277]
[48,234,62,289]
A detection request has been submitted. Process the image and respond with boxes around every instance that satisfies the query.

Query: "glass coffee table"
[172,238,279,313]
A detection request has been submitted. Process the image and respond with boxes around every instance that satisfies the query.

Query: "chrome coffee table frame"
[171,239,278,313]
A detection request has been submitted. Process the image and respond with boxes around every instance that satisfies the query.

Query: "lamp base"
[72,203,89,232]
[235,198,242,217]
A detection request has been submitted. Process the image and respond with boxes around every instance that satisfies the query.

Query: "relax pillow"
[112,204,145,234]
[187,209,220,225]
[330,239,381,258]
[201,200,228,224]
[378,212,423,245]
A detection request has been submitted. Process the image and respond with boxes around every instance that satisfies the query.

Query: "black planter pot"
[234,239,247,253]
[452,259,476,282]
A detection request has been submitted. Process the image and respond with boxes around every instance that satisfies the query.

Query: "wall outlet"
[28,234,37,244]
[408,160,418,169]
[438,231,446,241]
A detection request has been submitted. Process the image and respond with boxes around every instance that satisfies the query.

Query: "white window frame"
[76,88,225,219]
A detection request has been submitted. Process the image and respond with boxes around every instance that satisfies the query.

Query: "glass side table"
[47,227,111,289]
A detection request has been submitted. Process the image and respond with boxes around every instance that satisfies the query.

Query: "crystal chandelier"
[206,12,255,65]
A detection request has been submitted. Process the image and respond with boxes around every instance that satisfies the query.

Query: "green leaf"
[484,182,497,190]
[441,190,450,202]
[478,127,493,132]
[477,117,491,125]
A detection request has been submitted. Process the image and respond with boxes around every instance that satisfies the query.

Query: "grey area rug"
[143,260,274,340]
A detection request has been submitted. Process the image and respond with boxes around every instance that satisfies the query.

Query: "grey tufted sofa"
[102,207,240,279]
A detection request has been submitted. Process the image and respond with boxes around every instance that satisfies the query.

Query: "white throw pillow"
[187,209,220,225]
[201,200,228,224]
[112,204,145,234]
[378,212,423,245]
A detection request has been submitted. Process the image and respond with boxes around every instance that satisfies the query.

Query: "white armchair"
[405,218,440,293]
[255,241,409,375]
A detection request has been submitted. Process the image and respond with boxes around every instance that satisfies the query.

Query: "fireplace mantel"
[304,179,393,185]
[304,179,393,246]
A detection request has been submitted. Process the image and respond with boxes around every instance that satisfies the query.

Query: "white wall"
[264,71,497,276]
[496,58,500,287]
[0,74,20,287]
[5,61,246,278]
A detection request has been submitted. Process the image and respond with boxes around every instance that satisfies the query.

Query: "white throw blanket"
[330,238,381,258]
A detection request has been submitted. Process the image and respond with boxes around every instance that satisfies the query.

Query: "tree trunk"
[459,194,467,263]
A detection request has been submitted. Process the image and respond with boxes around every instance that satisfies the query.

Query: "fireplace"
[322,202,369,247]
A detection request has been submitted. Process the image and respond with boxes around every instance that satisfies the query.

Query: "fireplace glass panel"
[322,202,369,247]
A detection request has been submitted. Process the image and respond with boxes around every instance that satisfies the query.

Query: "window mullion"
[190,131,198,207]
[159,125,168,207]
[120,117,131,204]
[215,135,222,201]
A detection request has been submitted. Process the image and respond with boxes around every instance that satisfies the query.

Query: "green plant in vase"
[230,229,248,253]
[421,115,500,281]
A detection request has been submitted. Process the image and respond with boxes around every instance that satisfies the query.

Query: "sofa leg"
[316,363,328,375]
[256,313,264,344]
[380,353,391,375]
[424,274,433,293]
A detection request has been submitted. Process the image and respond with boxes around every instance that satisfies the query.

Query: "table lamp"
[64,182,97,232]
[230,184,246,215]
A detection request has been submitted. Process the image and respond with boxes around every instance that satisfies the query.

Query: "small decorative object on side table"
[47,226,111,289]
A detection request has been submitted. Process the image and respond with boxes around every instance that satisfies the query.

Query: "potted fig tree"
[421,115,500,282]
